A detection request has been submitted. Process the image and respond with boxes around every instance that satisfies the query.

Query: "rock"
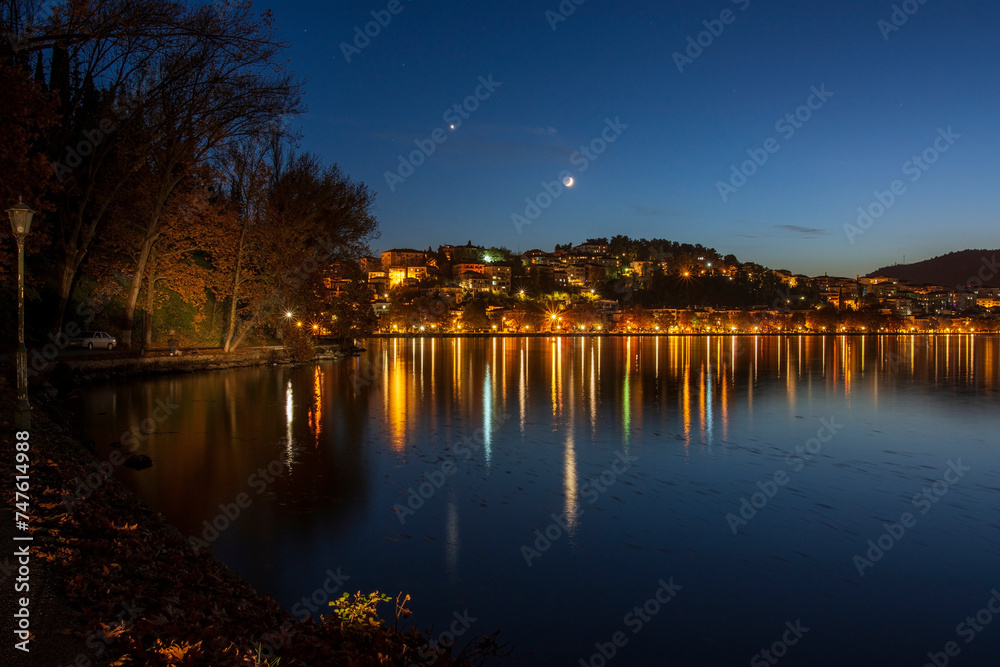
[124,454,153,470]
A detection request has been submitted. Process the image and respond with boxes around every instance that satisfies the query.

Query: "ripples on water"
[71,335,1000,665]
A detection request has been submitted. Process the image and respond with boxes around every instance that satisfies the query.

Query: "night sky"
[271,0,1000,277]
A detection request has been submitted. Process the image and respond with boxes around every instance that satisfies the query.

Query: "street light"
[8,199,35,429]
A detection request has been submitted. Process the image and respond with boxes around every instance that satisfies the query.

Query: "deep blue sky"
[270,0,1000,276]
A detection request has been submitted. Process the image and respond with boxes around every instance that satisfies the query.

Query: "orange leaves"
[0,380,484,666]
[135,638,207,665]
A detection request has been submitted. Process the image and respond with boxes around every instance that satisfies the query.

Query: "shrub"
[282,324,316,362]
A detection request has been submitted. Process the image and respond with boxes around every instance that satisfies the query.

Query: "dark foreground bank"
[0,376,505,666]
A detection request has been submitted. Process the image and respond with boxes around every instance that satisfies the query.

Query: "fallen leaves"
[0,379,493,666]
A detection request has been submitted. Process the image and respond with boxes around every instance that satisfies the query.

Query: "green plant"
[330,591,391,628]
[249,644,281,666]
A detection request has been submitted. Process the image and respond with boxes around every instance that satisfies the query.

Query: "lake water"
[69,335,1000,666]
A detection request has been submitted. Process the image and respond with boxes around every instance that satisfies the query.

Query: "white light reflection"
[285,379,295,467]
[446,493,459,581]
[519,347,526,435]
[623,337,631,452]
[564,428,579,537]
[483,364,493,468]
[705,341,713,448]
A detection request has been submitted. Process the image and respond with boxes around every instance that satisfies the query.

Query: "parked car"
[68,331,117,350]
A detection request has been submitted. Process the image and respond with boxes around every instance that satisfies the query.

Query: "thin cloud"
[630,204,668,217]
[526,125,559,136]
[774,225,829,238]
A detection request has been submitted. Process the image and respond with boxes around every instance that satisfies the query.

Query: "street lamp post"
[8,199,35,430]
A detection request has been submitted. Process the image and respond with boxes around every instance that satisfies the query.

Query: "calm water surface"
[70,336,1000,666]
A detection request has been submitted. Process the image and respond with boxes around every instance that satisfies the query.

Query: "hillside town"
[317,237,1000,336]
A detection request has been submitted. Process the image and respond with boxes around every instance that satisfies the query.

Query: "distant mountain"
[867,250,1000,288]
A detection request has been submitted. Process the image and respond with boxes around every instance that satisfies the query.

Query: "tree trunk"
[142,267,157,349]
[54,262,77,333]
[228,310,260,352]
[120,233,157,349]
[52,169,131,332]
[222,221,249,352]
[121,171,182,348]
[143,309,153,349]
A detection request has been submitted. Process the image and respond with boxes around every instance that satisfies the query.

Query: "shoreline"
[16,331,991,387]
[0,376,496,665]
[24,345,354,384]
[366,331,987,338]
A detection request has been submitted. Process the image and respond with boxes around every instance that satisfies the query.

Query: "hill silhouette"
[867,250,1000,288]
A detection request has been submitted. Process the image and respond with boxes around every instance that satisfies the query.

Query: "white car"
[68,331,117,350]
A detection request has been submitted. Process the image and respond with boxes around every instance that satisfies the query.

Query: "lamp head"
[7,198,35,238]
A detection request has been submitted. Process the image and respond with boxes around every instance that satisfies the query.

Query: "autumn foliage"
[1,0,378,352]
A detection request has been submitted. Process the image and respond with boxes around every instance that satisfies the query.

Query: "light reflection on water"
[69,335,1000,665]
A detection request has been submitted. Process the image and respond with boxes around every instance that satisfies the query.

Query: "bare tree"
[116,2,301,347]
[3,0,300,335]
